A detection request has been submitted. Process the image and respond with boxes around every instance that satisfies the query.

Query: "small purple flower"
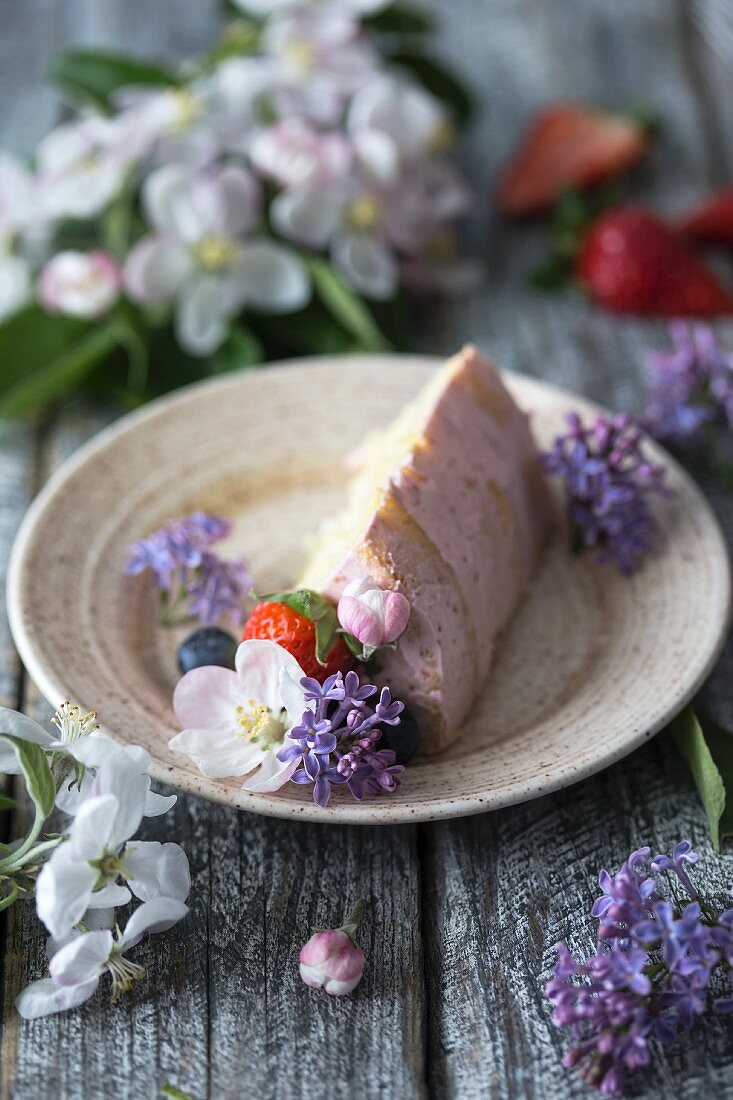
[644,322,733,444]
[126,512,251,628]
[540,412,668,575]
[187,553,252,629]
[277,669,405,807]
[650,840,699,897]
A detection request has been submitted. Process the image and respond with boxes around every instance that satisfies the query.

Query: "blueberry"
[177,627,238,675]
[377,705,421,765]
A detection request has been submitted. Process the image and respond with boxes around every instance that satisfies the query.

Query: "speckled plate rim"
[6,355,733,824]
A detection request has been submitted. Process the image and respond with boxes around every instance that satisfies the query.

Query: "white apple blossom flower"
[37,250,122,319]
[16,897,188,1019]
[0,152,41,321]
[124,163,310,355]
[36,765,189,938]
[250,118,352,190]
[36,117,135,220]
[0,250,31,322]
[261,7,380,124]
[348,76,452,174]
[170,638,310,792]
[272,152,472,299]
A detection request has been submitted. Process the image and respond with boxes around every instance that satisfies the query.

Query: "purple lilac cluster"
[644,322,733,445]
[546,841,733,1096]
[277,670,405,808]
[126,512,252,628]
[541,412,668,575]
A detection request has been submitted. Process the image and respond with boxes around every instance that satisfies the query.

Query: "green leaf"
[210,326,264,373]
[0,312,120,418]
[363,4,433,34]
[160,1085,194,1100]
[0,792,15,811]
[262,589,340,666]
[0,736,55,818]
[304,258,391,352]
[671,708,728,850]
[50,49,178,111]
[387,50,473,126]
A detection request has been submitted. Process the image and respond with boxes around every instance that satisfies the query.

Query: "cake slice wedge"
[298,345,553,753]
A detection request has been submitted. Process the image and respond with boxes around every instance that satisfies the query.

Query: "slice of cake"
[298,345,553,753]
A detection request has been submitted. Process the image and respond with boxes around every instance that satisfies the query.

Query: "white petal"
[0,707,52,773]
[271,187,340,248]
[142,164,194,236]
[118,896,189,950]
[89,761,147,846]
[213,165,261,236]
[50,930,113,986]
[124,841,191,902]
[54,768,93,815]
[144,788,177,816]
[169,727,266,778]
[173,665,241,732]
[66,794,118,859]
[15,977,99,1019]
[36,849,98,940]
[235,639,306,717]
[279,666,310,728]
[352,129,400,184]
[86,882,131,909]
[332,231,397,300]
[236,241,310,313]
[175,273,231,356]
[124,236,192,305]
[241,750,299,792]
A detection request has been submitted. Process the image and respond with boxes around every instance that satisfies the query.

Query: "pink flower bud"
[37,250,121,319]
[299,928,365,996]
[337,576,410,651]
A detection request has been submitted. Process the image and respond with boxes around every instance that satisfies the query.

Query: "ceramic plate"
[7,356,731,823]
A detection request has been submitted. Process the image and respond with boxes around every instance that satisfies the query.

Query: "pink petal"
[382,591,410,643]
[173,665,241,732]
[337,595,382,647]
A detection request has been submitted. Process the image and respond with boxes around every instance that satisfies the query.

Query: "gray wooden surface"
[1,1,733,1098]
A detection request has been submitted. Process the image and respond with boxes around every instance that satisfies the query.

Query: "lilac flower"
[277,670,405,807]
[548,840,733,1094]
[540,412,668,575]
[187,554,252,629]
[644,322,733,444]
[126,512,251,628]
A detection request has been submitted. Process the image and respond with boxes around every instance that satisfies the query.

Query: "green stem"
[0,804,46,874]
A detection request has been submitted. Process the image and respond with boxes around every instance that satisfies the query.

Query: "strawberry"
[498,103,649,217]
[679,187,733,248]
[242,593,353,683]
[575,206,733,317]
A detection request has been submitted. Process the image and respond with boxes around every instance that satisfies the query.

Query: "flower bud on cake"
[299,928,365,996]
[38,250,122,319]
[337,576,410,657]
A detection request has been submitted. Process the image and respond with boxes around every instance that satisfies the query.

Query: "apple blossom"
[337,576,410,657]
[37,250,122,319]
[170,638,311,791]
[299,925,366,996]
[250,119,352,190]
[36,117,135,220]
[124,163,310,354]
[348,76,452,171]
[16,897,189,1018]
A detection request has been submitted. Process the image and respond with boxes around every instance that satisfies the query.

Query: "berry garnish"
[576,206,733,316]
[498,103,650,217]
[178,627,238,674]
[376,705,420,765]
[679,186,733,248]
[242,591,353,683]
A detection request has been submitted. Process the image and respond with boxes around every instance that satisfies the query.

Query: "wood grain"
[2,1,733,1098]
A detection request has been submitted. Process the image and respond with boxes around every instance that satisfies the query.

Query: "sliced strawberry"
[242,597,353,683]
[498,104,649,217]
[575,206,733,317]
[679,187,733,248]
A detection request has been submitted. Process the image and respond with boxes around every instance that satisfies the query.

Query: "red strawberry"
[498,104,649,217]
[242,599,353,683]
[679,187,733,247]
[575,206,733,317]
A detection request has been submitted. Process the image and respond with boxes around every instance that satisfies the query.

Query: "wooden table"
[1,1,733,1097]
